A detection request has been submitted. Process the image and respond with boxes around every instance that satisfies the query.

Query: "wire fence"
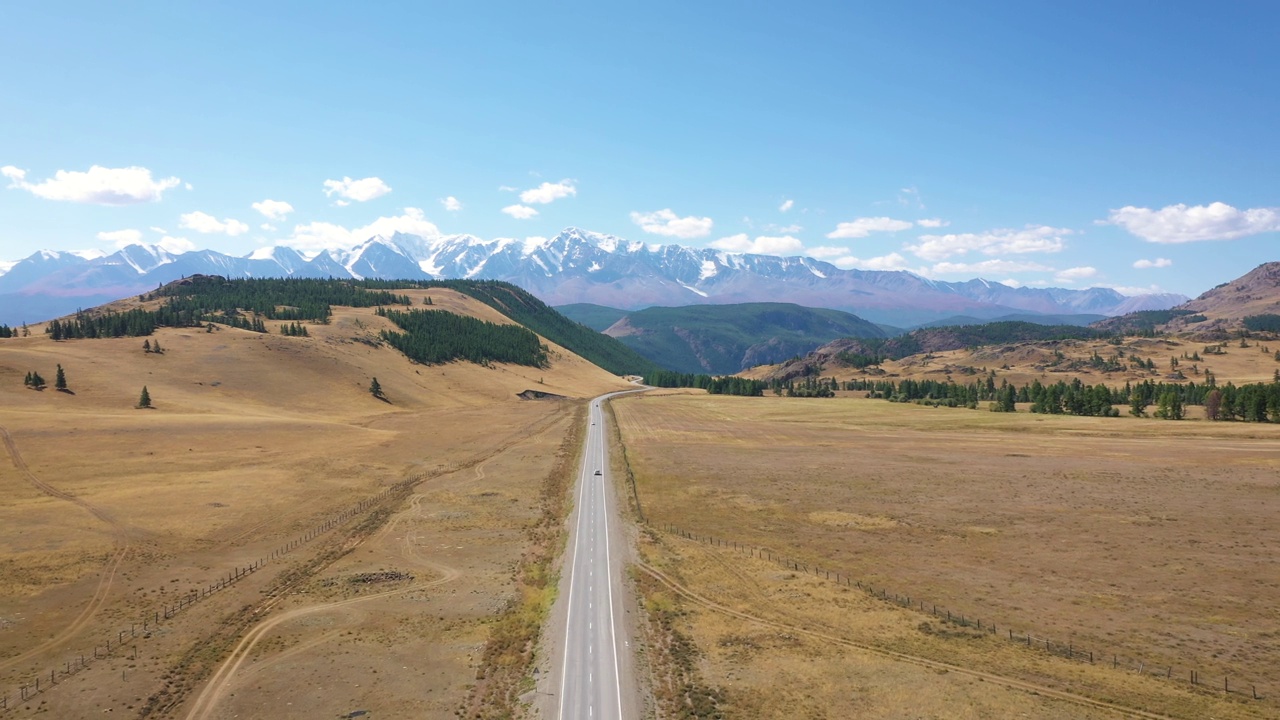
[0,474,423,713]
[657,522,1268,704]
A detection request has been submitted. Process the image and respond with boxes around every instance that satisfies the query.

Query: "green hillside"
[607,302,885,375]
[425,280,663,376]
[555,303,630,331]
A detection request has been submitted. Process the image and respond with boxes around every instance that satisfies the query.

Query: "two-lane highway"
[552,392,639,720]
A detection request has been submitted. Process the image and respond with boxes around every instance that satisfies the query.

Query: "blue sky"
[2,1,1278,296]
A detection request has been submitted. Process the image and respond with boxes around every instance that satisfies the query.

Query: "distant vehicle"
[594,470,602,476]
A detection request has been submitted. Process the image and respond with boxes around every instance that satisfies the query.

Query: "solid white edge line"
[557,402,594,720]
[601,396,626,720]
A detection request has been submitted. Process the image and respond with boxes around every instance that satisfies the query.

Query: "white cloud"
[96,229,143,246]
[1133,257,1173,269]
[498,185,519,192]
[157,236,196,254]
[630,209,714,239]
[1098,283,1166,296]
[323,176,391,203]
[1054,266,1098,283]
[998,278,1024,288]
[768,223,803,234]
[285,207,441,253]
[519,180,576,205]
[441,196,462,212]
[260,223,276,231]
[179,211,250,236]
[149,226,168,234]
[830,253,911,271]
[4,165,181,205]
[927,259,1056,275]
[806,246,850,259]
[916,218,950,228]
[502,204,539,219]
[907,225,1070,261]
[251,199,294,220]
[709,234,803,255]
[1105,202,1280,243]
[826,216,913,239]
[779,199,794,212]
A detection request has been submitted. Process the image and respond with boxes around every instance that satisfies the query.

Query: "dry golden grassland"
[744,335,1280,391]
[0,289,630,718]
[612,391,1280,719]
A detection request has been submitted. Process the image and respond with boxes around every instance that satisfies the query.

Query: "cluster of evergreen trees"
[0,324,13,338]
[206,314,268,333]
[837,373,1280,422]
[280,322,310,337]
[46,309,164,339]
[1243,314,1280,332]
[151,277,411,322]
[21,365,68,391]
[644,370,769,396]
[377,307,548,367]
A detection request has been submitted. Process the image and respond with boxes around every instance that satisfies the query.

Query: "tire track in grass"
[0,426,132,674]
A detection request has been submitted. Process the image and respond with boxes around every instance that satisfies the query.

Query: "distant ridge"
[599,302,885,375]
[0,228,1188,326]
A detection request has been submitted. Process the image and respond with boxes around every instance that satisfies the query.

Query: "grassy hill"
[603,302,885,375]
[914,312,1106,329]
[425,281,662,376]
[0,282,633,717]
[554,303,630,332]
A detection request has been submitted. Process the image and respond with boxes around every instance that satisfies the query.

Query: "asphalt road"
[553,392,638,720]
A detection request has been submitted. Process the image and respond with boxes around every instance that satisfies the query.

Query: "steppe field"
[0,289,630,719]
[612,390,1280,719]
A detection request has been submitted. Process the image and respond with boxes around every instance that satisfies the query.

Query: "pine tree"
[143,339,152,352]
[152,339,163,354]
[369,377,384,399]
[23,371,33,388]
[1129,392,1146,417]
[55,364,67,391]
[31,371,45,389]
[137,386,152,408]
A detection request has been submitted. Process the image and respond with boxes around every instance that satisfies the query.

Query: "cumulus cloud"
[830,253,911,272]
[96,229,143,246]
[916,218,950,228]
[805,246,850,259]
[826,217,913,239]
[502,204,539,219]
[1133,257,1173,269]
[927,259,1056,275]
[3,164,181,205]
[441,196,462,212]
[1054,266,1098,283]
[252,199,294,220]
[1105,202,1280,243]
[709,234,804,255]
[323,176,391,203]
[156,236,197,254]
[519,180,576,205]
[779,199,794,212]
[179,211,250,236]
[283,207,440,254]
[260,223,276,231]
[907,225,1070,261]
[630,209,714,239]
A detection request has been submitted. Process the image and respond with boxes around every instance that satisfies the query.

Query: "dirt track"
[0,426,131,674]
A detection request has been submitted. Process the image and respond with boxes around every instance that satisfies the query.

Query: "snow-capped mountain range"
[0,227,1187,327]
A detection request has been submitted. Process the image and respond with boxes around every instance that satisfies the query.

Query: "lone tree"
[369,377,385,400]
[137,386,152,409]
[54,364,67,391]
